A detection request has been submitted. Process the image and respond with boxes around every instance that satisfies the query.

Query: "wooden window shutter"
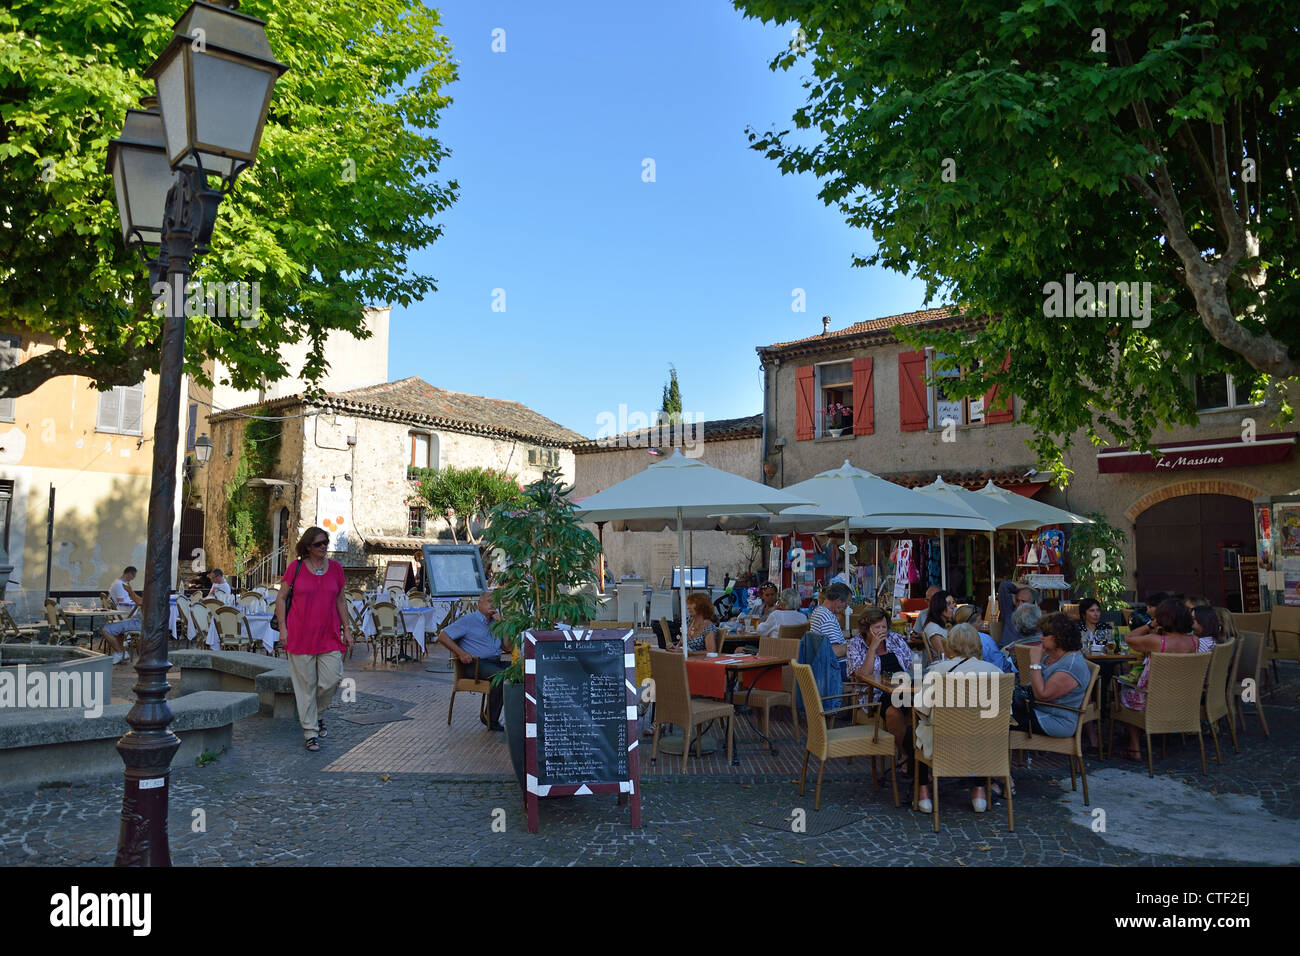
[851,357,874,435]
[121,384,145,435]
[983,352,1015,424]
[898,351,929,432]
[97,387,123,432]
[795,365,815,440]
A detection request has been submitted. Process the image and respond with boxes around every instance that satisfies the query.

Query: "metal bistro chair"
[1230,630,1270,737]
[648,648,734,771]
[913,672,1016,832]
[238,592,268,614]
[1,605,40,644]
[406,590,429,607]
[370,600,401,664]
[1009,661,1101,805]
[213,605,246,652]
[188,600,214,651]
[792,662,898,811]
[174,594,193,646]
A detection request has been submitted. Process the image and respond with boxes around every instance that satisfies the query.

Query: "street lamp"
[106,0,285,867]
[195,434,213,464]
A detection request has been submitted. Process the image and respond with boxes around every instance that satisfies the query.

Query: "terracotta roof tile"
[759,307,974,354]
[878,467,1042,489]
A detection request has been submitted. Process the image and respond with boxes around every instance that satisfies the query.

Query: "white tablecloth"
[360,604,451,653]
[205,612,277,653]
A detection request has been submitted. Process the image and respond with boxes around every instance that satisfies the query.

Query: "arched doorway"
[1134,494,1254,608]
[272,507,290,576]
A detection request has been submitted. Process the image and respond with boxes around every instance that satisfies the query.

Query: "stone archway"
[1125,479,1262,523]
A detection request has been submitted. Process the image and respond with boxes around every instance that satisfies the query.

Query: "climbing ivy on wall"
[225,409,283,574]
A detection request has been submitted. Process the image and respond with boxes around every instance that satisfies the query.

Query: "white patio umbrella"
[776,461,986,628]
[574,450,813,651]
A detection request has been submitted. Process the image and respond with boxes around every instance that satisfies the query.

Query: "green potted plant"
[482,469,602,787]
[1065,511,1128,608]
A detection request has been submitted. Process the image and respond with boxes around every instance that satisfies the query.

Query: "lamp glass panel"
[155,52,190,168]
[124,147,173,243]
[192,53,273,159]
[112,153,132,240]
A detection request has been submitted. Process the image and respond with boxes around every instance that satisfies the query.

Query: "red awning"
[1004,482,1049,498]
[1097,432,1296,474]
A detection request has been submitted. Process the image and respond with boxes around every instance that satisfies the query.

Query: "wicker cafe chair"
[777,622,809,642]
[370,600,401,664]
[448,651,492,725]
[45,602,92,647]
[174,595,192,645]
[1200,638,1239,762]
[733,636,796,738]
[1229,630,1270,737]
[99,591,116,611]
[1011,643,1034,686]
[912,672,1016,832]
[1265,604,1300,691]
[588,621,634,630]
[213,606,246,652]
[406,590,429,607]
[792,662,898,811]
[1,605,39,644]
[648,649,734,771]
[1108,652,1211,777]
[657,617,674,649]
[238,592,267,614]
[1009,661,1100,805]
[764,635,803,735]
[188,600,213,650]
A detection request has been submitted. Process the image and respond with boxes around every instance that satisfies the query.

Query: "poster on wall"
[768,541,782,587]
[1257,505,1273,572]
[316,488,352,552]
[1284,557,1300,606]
[892,540,913,598]
[1276,504,1300,556]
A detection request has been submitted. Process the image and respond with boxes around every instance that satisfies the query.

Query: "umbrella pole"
[940,528,947,591]
[677,509,688,658]
[843,524,852,632]
[988,531,997,616]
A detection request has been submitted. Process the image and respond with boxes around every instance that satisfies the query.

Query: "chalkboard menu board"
[523,629,642,833]
[1240,556,1262,613]
[420,545,487,597]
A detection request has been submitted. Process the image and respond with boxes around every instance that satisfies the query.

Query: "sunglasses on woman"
[312,539,329,548]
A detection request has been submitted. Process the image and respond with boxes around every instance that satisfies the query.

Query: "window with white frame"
[815,361,853,436]
[928,351,984,428]
[96,382,146,436]
[1195,373,1261,411]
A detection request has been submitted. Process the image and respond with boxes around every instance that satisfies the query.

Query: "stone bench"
[0,690,258,791]
[168,650,323,719]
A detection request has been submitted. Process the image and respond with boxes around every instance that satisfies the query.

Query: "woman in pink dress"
[1116,599,1198,760]
[274,526,353,751]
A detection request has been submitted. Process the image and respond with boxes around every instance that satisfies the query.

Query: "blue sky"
[388,0,928,437]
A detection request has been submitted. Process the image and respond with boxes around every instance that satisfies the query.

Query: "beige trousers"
[288,651,344,741]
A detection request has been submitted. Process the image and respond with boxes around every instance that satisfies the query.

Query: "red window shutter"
[984,352,1014,424]
[852,357,874,435]
[898,351,929,432]
[795,365,815,440]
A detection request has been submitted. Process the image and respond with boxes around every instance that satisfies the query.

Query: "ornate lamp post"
[106,0,285,867]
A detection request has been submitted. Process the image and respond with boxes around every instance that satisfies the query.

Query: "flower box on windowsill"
[816,431,854,442]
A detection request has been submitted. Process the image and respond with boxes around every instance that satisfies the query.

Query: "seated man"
[208,568,234,603]
[809,581,852,659]
[436,591,510,731]
[755,582,779,621]
[102,565,144,665]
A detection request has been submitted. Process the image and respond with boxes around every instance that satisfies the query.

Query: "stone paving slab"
[0,656,1289,866]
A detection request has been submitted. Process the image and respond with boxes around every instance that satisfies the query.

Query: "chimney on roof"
[821,316,831,336]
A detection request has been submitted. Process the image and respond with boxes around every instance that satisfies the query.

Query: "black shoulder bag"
[270,559,304,632]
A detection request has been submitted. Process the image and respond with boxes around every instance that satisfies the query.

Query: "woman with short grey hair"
[1011,602,1043,641]
[756,588,809,637]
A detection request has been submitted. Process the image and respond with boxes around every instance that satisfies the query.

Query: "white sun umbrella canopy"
[777,461,988,627]
[574,450,813,648]
[906,477,999,592]
[971,480,1092,526]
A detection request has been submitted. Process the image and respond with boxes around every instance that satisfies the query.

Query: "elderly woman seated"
[756,588,809,637]
[1010,603,1043,644]
[1015,613,1091,739]
[914,623,1004,814]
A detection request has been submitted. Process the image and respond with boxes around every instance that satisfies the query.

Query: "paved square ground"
[0,655,1295,866]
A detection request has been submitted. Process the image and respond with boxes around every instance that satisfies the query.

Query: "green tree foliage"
[1066,511,1129,608]
[415,466,522,545]
[225,411,282,573]
[734,0,1298,481]
[659,363,683,424]
[482,470,602,684]
[0,0,457,397]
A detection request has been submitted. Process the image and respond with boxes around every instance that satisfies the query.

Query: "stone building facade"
[571,416,764,588]
[758,308,1300,609]
[204,376,581,587]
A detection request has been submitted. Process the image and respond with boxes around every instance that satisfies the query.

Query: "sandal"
[991,781,1016,799]
[1119,747,1143,761]
[317,720,328,739]
[305,737,320,752]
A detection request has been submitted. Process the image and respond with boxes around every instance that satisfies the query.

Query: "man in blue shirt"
[437,591,510,731]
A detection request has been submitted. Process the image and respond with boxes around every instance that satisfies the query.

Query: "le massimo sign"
[1097,433,1296,474]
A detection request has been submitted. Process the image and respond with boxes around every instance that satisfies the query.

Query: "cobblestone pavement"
[0,659,1295,866]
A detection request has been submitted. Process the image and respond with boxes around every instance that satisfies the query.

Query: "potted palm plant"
[482,469,602,788]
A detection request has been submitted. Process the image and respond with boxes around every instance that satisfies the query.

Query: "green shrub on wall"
[226,410,282,574]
